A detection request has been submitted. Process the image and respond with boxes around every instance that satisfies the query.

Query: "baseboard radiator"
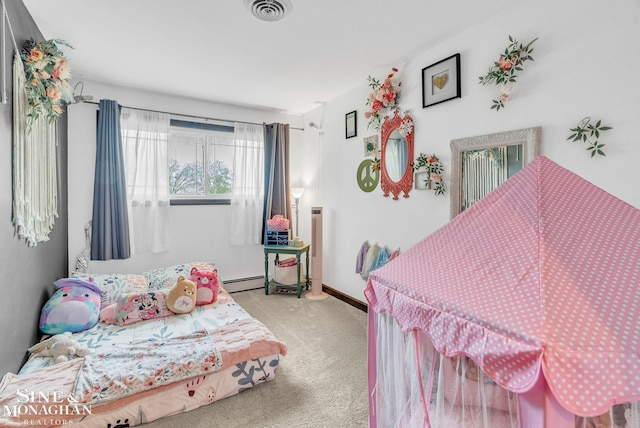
[224,276,265,293]
[224,276,368,313]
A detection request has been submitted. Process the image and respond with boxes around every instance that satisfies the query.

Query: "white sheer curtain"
[374,310,640,427]
[230,122,264,245]
[374,312,520,428]
[462,147,508,211]
[120,108,171,254]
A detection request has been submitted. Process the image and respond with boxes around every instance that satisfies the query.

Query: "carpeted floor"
[144,288,369,428]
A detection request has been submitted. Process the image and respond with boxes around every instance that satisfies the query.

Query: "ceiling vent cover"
[245,0,292,22]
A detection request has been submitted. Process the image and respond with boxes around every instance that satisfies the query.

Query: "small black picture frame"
[422,53,461,108]
[345,110,357,139]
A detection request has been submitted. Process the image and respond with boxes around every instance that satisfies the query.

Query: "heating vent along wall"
[224,276,264,293]
[306,206,328,300]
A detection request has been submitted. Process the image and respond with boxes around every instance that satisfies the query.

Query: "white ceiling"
[22,0,517,115]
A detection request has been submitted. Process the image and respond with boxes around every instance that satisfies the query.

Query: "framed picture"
[345,110,357,139]
[414,172,430,190]
[422,53,461,108]
[363,135,378,157]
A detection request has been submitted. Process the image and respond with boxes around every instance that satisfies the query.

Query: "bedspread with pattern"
[0,289,287,427]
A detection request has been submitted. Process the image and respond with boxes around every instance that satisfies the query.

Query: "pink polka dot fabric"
[364,156,640,417]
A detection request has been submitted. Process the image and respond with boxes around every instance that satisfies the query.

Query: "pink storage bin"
[266,215,290,231]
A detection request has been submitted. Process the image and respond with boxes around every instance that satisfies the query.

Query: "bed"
[0,262,287,427]
[365,157,640,427]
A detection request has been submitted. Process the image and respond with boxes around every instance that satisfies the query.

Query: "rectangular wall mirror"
[450,127,541,218]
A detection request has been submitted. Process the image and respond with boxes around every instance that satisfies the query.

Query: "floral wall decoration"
[567,117,613,157]
[478,35,538,111]
[398,115,413,138]
[412,153,446,195]
[20,38,74,129]
[364,67,401,131]
[11,38,74,246]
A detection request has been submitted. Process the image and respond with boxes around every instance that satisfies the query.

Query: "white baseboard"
[224,276,264,293]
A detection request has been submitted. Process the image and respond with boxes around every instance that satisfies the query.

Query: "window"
[168,120,234,204]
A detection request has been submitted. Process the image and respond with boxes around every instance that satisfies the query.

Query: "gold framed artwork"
[422,53,461,108]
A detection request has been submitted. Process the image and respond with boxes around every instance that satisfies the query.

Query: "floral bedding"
[20,286,247,374]
[1,286,287,427]
[74,330,222,405]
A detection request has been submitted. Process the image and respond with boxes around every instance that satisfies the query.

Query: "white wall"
[67,0,640,304]
[296,0,640,304]
[68,82,304,281]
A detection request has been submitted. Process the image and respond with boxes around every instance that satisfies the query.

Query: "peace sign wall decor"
[356,159,379,193]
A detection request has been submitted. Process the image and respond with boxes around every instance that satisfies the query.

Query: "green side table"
[264,244,310,298]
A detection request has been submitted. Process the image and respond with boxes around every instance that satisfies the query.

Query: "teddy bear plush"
[167,276,197,314]
[189,267,220,305]
[28,332,91,363]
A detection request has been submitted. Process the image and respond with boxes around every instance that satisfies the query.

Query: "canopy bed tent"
[365,156,640,427]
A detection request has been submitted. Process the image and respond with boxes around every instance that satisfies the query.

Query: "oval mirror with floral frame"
[450,126,541,218]
[381,110,414,200]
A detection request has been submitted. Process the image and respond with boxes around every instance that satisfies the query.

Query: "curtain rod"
[81,100,304,131]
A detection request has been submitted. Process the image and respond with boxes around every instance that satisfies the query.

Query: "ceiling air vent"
[244,0,292,22]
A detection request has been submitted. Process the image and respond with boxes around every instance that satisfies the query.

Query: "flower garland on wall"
[364,67,401,131]
[567,117,612,157]
[478,35,537,111]
[20,39,74,128]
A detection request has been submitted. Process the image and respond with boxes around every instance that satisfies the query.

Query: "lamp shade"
[291,188,305,199]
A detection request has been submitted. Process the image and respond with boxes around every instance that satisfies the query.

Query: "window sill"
[170,199,231,206]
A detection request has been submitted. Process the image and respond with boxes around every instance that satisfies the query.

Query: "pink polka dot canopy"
[365,156,640,417]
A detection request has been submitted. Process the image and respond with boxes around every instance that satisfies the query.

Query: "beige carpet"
[144,288,369,428]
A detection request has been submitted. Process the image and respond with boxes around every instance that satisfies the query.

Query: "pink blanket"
[0,318,286,427]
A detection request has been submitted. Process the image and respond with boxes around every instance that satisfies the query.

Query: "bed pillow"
[72,273,148,308]
[144,262,216,291]
[114,290,173,326]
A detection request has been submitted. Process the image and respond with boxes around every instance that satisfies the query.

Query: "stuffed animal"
[28,332,90,363]
[167,276,197,314]
[40,278,104,334]
[588,404,628,428]
[189,267,220,305]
